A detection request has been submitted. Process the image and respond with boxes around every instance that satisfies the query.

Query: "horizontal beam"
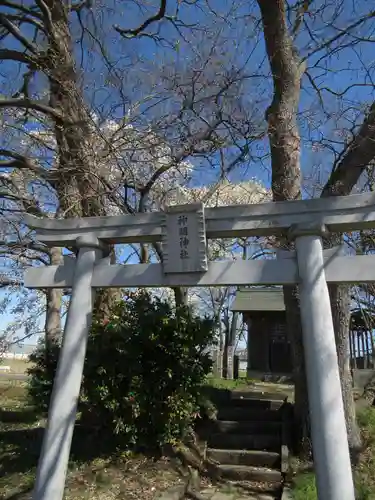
[277,245,345,260]
[24,192,375,246]
[24,254,375,289]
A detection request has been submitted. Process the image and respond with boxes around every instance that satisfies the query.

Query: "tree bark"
[328,277,362,457]
[42,0,120,316]
[44,247,62,354]
[317,104,375,453]
[320,153,373,456]
[256,0,309,454]
[257,0,374,456]
[320,99,375,453]
[43,1,103,217]
[283,286,311,455]
[94,248,121,319]
[173,287,189,307]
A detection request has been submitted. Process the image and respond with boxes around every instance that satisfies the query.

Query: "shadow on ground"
[0,406,137,499]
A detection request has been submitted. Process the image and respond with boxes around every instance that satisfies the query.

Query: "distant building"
[231,288,375,389]
[231,288,293,377]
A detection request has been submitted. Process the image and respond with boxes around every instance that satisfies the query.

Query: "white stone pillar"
[33,236,103,500]
[217,349,223,378]
[291,225,355,500]
[227,346,234,379]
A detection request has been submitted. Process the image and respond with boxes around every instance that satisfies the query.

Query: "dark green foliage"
[27,337,60,413]
[27,291,214,451]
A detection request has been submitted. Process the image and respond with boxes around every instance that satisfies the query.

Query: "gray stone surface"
[210,493,235,500]
[163,203,207,274]
[199,486,277,500]
[200,487,216,496]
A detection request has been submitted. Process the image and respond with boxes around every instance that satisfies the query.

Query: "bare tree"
[0,1,264,325]
[256,0,375,454]
[0,163,62,354]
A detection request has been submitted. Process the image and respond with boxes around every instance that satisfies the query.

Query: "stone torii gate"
[24,193,375,500]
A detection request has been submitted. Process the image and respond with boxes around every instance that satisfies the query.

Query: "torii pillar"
[33,236,105,500]
[291,224,355,500]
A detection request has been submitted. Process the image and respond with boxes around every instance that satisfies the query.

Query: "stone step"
[200,486,279,500]
[222,398,283,411]
[218,464,283,483]
[216,407,282,422]
[212,420,282,435]
[228,482,282,497]
[208,433,281,451]
[231,391,287,402]
[207,448,281,468]
[204,388,285,411]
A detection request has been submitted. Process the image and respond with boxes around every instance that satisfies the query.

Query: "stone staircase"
[200,389,292,499]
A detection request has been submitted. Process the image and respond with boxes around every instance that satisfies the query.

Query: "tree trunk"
[316,101,375,455]
[152,241,189,308]
[173,287,189,307]
[94,249,121,319]
[329,282,362,458]
[256,0,309,454]
[43,0,119,318]
[257,0,366,456]
[283,286,311,456]
[321,156,368,455]
[323,231,362,457]
[45,247,62,354]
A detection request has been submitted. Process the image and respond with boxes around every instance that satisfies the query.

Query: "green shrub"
[27,291,214,451]
[27,337,60,413]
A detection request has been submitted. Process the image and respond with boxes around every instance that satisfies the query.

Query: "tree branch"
[0,1,43,20]
[0,48,36,64]
[140,117,222,197]
[0,192,44,217]
[70,0,93,12]
[34,0,53,32]
[0,98,63,120]
[0,149,55,182]
[0,13,39,53]
[321,101,375,197]
[304,10,375,62]
[0,239,49,256]
[0,276,20,288]
[114,0,167,38]
[4,13,46,33]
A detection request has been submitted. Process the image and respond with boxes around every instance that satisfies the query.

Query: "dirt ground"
[0,376,292,499]
[0,386,187,500]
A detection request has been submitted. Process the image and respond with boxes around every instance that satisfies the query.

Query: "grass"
[205,375,295,401]
[205,375,255,390]
[1,358,30,373]
[0,386,186,500]
[291,406,375,500]
[291,472,316,500]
